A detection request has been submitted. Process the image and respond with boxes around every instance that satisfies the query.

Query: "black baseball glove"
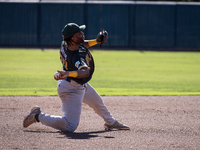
[96,29,108,48]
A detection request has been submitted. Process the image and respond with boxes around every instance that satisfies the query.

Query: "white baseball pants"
[38,79,115,132]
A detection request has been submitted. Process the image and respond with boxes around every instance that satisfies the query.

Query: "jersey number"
[60,53,68,70]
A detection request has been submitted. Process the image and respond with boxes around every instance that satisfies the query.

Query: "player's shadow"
[23,129,115,139]
[23,129,59,134]
[60,130,115,139]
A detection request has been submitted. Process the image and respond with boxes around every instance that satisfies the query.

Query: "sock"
[35,114,40,122]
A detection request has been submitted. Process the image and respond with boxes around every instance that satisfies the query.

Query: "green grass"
[0,49,200,96]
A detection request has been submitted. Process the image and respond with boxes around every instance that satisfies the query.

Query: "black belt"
[65,78,71,82]
[65,78,85,86]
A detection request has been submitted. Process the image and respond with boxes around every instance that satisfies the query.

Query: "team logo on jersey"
[75,61,80,68]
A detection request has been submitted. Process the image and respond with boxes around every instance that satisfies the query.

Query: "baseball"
[54,72,60,78]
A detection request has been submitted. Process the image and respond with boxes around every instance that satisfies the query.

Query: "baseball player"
[23,23,130,132]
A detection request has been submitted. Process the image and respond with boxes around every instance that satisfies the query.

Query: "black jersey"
[60,41,94,85]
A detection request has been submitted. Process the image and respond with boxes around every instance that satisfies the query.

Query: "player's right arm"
[54,68,89,81]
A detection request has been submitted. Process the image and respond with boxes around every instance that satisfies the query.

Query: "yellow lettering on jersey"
[60,53,68,70]
[85,54,91,65]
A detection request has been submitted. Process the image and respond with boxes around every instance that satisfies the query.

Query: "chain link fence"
[0,0,200,2]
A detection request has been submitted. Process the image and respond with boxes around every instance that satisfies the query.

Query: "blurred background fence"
[0,1,200,50]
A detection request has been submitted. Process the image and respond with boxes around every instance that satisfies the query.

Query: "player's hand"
[96,29,108,48]
[54,71,61,80]
[54,70,69,80]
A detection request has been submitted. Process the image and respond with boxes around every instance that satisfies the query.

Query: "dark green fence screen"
[0,2,200,49]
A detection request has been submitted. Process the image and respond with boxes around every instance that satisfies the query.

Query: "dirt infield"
[0,96,200,150]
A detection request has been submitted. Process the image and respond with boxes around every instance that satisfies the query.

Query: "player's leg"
[82,83,115,125]
[40,80,85,132]
[83,83,130,130]
[24,80,85,132]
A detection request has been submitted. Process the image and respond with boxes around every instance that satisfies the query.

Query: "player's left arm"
[83,39,99,48]
[83,30,108,48]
